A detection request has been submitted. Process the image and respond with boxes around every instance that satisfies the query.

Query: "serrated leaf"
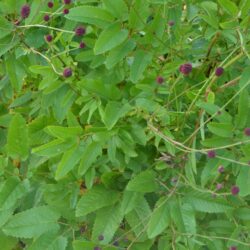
[44,126,83,140]
[0,177,29,211]
[7,113,29,160]
[126,170,158,193]
[73,240,116,250]
[207,122,233,138]
[55,143,85,180]
[105,39,136,69]
[147,197,170,239]
[2,206,60,238]
[121,191,141,214]
[94,22,129,55]
[103,0,128,19]
[78,141,102,175]
[32,139,75,157]
[102,101,131,130]
[235,89,248,129]
[76,186,120,217]
[185,191,233,213]
[66,6,114,28]
[218,0,238,16]
[130,50,153,83]
[28,232,67,250]
[91,204,123,243]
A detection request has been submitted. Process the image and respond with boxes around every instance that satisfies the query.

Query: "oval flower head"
[231,185,240,196]
[75,26,86,37]
[21,4,30,19]
[179,63,192,76]
[63,68,72,78]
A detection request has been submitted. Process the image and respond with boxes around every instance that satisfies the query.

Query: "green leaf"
[76,186,120,217]
[184,191,233,213]
[91,204,123,243]
[78,141,102,175]
[130,50,153,83]
[2,206,60,238]
[94,22,129,55]
[207,122,233,138]
[44,126,83,140]
[126,196,151,240]
[73,240,116,250]
[7,113,29,161]
[32,139,75,157]
[121,191,141,214]
[235,89,248,129]
[105,39,136,69]
[236,166,250,196]
[66,6,114,28]
[0,177,29,211]
[0,16,14,39]
[147,197,170,239]
[218,0,239,16]
[103,0,128,20]
[28,232,67,250]
[55,143,85,180]
[126,170,158,193]
[102,101,131,130]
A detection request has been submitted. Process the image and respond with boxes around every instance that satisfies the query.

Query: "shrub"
[0,0,249,249]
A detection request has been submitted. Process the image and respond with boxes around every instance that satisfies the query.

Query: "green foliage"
[0,0,250,249]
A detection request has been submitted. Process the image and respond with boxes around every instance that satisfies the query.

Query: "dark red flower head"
[48,1,54,8]
[43,14,50,22]
[215,67,224,77]
[207,150,216,158]
[231,185,240,195]
[94,247,101,250]
[63,68,72,78]
[75,26,86,36]
[63,8,69,14]
[64,0,71,4]
[218,165,225,173]
[45,34,53,42]
[179,63,192,75]
[244,127,250,136]
[229,246,237,250]
[79,42,86,49]
[21,4,30,19]
[156,76,164,84]
[168,20,175,26]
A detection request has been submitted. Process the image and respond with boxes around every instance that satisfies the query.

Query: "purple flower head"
[64,0,71,4]
[215,67,224,77]
[244,127,250,136]
[93,247,101,250]
[207,150,216,158]
[216,183,223,190]
[98,235,104,241]
[156,76,164,84]
[179,63,192,76]
[21,4,30,19]
[45,34,53,42]
[168,20,175,26]
[218,165,225,173]
[63,8,69,14]
[79,42,86,49]
[75,26,86,37]
[229,246,237,250]
[48,1,54,8]
[63,68,72,78]
[43,14,50,22]
[231,185,240,196]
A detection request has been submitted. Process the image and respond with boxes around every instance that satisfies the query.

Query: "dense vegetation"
[0,0,250,249]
